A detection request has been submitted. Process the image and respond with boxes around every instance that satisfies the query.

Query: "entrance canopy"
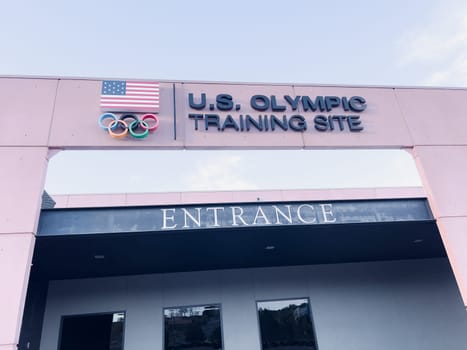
[33,198,444,280]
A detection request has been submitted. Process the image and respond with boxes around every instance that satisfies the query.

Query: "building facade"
[2,77,467,349]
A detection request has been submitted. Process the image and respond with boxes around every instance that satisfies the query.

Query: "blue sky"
[2,0,466,194]
[3,0,466,85]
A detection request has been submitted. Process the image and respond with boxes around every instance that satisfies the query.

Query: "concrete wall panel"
[413,146,467,218]
[436,217,467,306]
[0,79,57,147]
[396,89,467,146]
[0,147,48,234]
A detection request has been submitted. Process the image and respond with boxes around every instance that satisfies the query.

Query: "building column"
[0,147,49,350]
[413,145,467,309]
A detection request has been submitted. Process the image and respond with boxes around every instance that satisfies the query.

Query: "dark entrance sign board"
[38,199,433,236]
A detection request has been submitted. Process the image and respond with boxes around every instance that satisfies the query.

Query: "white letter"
[206,207,224,227]
[297,204,317,224]
[182,208,202,228]
[252,206,271,225]
[231,207,249,226]
[320,204,336,223]
[161,208,177,229]
[272,205,293,224]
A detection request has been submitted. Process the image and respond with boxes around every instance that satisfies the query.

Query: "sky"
[2,0,466,194]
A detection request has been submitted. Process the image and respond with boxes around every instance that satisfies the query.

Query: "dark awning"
[32,198,445,280]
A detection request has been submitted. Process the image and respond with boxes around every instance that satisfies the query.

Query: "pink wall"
[0,147,49,350]
[1,76,467,349]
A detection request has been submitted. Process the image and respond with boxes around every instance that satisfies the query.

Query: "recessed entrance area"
[20,195,467,350]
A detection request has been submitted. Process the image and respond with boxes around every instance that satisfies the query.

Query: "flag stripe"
[101,96,160,100]
[101,102,159,106]
[101,93,159,97]
[101,103,160,106]
[101,105,159,109]
[125,90,158,94]
[126,82,158,86]
[126,87,159,92]
[102,100,159,105]
[101,105,159,108]
[127,84,158,88]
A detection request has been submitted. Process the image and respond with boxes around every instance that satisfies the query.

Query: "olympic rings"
[98,113,159,139]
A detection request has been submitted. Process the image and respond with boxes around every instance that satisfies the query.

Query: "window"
[257,298,317,350]
[59,312,125,350]
[164,304,223,350]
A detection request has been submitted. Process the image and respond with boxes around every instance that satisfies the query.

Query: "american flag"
[100,80,159,113]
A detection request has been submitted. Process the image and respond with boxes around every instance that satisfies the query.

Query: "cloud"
[424,54,467,85]
[397,3,467,86]
[182,155,257,191]
[399,15,467,65]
